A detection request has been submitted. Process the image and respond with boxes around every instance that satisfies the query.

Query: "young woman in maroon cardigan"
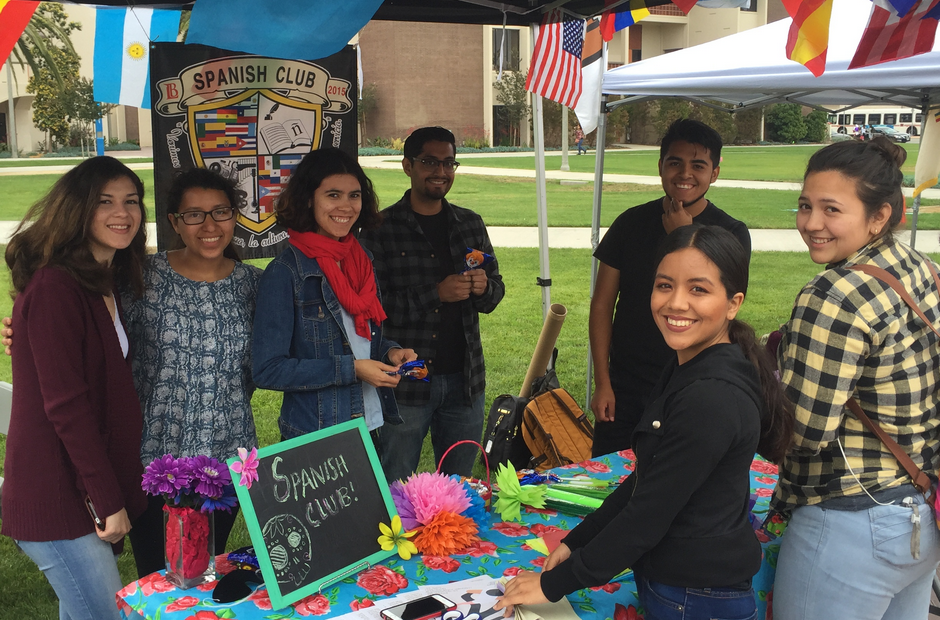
[1,156,149,620]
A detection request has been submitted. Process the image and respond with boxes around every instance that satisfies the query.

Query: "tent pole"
[531,25,551,322]
[585,95,609,412]
[910,103,929,249]
[561,106,570,171]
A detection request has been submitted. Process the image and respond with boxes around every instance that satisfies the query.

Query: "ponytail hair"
[727,319,793,462]
[656,225,793,462]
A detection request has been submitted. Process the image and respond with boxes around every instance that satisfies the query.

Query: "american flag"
[525,10,586,108]
[849,0,940,69]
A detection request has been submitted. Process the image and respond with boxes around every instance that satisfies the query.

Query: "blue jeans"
[378,373,485,482]
[774,492,940,620]
[16,533,124,620]
[637,577,757,620]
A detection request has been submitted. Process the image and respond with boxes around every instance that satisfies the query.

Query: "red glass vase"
[163,504,215,589]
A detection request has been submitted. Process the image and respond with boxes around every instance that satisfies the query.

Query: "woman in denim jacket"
[253,148,416,440]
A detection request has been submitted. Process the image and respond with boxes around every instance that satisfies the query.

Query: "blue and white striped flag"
[93,7,180,109]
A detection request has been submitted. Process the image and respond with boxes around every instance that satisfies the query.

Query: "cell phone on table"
[380,595,457,620]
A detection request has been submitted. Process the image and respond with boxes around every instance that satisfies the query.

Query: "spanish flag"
[783,0,834,77]
[0,0,38,67]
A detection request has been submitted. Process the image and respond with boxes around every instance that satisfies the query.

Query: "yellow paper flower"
[378,515,418,560]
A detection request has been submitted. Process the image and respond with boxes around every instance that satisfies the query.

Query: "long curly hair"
[6,156,147,298]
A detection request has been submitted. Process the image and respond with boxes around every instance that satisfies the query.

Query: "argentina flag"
[93,8,180,109]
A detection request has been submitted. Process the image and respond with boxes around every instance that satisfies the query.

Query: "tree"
[358,83,379,143]
[803,109,829,143]
[493,70,531,146]
[10,3,79,88]
[21,4,111,152]
[733,108,764,143]
[27,44,80,148]
[766,103,807,143]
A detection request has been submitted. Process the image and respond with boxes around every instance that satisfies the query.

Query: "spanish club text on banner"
[149,43,357,259]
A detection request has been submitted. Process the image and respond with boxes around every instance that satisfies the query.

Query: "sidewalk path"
[485,226,940,253]
[0,222,935,253]
[1,150,937,252]
[2,151,938,199]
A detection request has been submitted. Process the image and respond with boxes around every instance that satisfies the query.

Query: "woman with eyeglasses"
[123,167,262,576]
[252,147,416,442]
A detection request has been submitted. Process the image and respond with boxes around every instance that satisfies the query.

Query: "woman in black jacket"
[496,225,792,620]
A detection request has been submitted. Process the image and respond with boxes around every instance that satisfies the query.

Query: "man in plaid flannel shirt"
[360,126,504,482]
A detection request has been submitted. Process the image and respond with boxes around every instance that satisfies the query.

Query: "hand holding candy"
[461,248,494,273]
[385,360,430,382]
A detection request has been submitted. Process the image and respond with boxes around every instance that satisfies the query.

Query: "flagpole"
[585,95,609,412]
[531,23,552,321]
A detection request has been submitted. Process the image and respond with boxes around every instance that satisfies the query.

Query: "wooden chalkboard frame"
[227,418,398,608]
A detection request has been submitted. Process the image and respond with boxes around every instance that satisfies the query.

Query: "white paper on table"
[328,576,503,620]
[514,597,580,620]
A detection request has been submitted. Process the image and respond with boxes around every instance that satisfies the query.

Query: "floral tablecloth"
[117,451,780,620]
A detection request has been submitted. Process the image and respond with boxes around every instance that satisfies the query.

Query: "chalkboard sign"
[228,418,397,608]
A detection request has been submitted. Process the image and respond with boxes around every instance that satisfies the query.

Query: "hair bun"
[867,136,907,169]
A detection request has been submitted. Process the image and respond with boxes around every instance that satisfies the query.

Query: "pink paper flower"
[231,447,259,489]
[402,472,470,525]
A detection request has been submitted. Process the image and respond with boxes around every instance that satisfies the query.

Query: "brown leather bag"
[521,389,594,471]
[844,261,940,496]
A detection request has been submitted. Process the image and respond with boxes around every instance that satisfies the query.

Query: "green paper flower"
[378,515,418,560]
[494,463,546,522]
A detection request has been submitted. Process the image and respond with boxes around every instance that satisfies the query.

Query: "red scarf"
[288,229,386,340]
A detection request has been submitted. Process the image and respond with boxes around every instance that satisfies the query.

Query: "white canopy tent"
[582,0,940,401]
[601,0,940,109]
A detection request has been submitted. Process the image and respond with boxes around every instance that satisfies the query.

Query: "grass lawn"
[4,247,938,618]
[2,168,938,231]
[462,143,923,182]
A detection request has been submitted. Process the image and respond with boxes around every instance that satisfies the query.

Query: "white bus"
[827,105,924,135]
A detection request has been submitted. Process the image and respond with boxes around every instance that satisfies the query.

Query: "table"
[117,451,780,620]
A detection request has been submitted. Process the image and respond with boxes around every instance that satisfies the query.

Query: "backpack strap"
[843,261,940,495]
[844,397,932,494]
[849,262,940,340]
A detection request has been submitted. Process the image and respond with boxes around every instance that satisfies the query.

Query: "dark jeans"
[377,373,485,482]
[128,493,240,578]
[591,388,645,457]
[638,577,757,620]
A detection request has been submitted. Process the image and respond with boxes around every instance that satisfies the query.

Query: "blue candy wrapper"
[461,247,494,273]
[385,359,430,382]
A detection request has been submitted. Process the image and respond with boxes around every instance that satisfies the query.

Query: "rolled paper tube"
[519,303,568,398]
[544,487,604,509]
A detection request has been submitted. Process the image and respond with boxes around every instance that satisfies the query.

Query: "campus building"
[2,1,778,153]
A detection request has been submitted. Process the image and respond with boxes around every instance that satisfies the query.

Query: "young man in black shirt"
[589,119,751,456]
[359,127,504,482]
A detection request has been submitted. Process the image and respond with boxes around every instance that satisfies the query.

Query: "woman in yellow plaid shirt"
[772,137,940,620]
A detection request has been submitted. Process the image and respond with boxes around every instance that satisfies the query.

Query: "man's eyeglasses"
[172,207,236,225]
[412,157,461,172]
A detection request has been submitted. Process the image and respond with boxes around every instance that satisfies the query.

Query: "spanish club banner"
[150,42,357,258]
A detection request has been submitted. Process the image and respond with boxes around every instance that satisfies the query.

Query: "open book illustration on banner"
[260,118,312,153]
